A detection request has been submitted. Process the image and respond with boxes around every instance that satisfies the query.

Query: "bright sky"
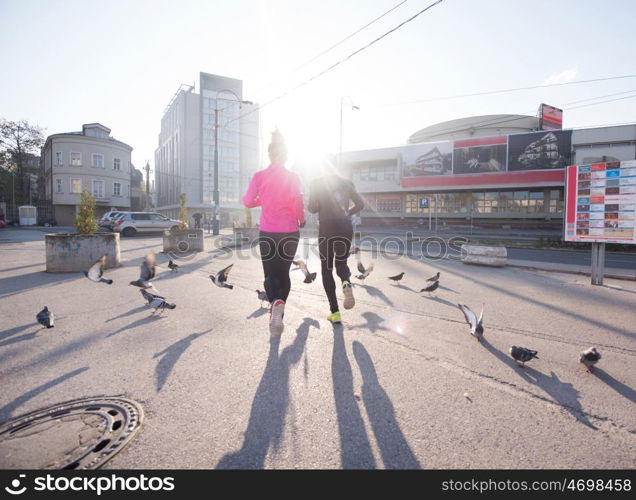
[1,0,635,177]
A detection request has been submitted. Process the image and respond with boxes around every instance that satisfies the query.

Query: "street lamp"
[211,89,252,236]
[338,95,360,169]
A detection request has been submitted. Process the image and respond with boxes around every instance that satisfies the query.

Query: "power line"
[228,0,444,127]
[252,0,410,96]
[377,74,636,107]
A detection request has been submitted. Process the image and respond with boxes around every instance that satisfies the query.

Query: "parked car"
[110,212,181,236]
[99,211,126,227]
[0,220,6,229]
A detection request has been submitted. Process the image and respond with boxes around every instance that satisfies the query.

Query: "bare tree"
[0,119,45,206]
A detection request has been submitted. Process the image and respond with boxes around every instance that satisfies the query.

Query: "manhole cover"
[0,396,143,470]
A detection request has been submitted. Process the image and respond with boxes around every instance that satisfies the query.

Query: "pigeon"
[210,264,234,289]
[149,297,176,314]
[84,255,113,284]
[509,346,539,366]
[420,280,439,295]
[256,289,269,307]
[579,347,601,372]
[129,253,159,292]
[168,260,179,272]
[426,271,440,283]
[36,306,54,328]
[293,260,317,283]
[355,261,374,280]
[457,303,484,342]
[388,272,405,283]
[140,288,165,306]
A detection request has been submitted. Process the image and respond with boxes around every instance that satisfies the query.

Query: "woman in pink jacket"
[243,130,305,337]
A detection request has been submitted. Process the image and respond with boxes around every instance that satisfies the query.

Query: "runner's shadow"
[332,324,376,469]
[353,341,421,469]
[357,284,394,307]
[592,368,636,404]
[216,318,316,469]
[153,330,211,391]
[481,339,596,429]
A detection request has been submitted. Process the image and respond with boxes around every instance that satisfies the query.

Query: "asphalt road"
[0,230,635,469]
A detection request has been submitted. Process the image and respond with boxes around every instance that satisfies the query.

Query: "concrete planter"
[461,244,507,267]
[45,233,120,272]
[162,228,204,254]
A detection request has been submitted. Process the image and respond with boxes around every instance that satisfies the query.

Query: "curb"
[507,263,636,281]
[351,243,636,282]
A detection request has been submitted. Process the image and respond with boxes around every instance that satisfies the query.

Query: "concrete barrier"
[162,229,204,254]
[45,233,120,272]
[461,244,507,267]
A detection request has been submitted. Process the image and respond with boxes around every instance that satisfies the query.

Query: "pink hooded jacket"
[243,163,305,233]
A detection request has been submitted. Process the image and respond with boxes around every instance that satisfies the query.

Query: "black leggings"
[318,226,353,313]
[259,231,299,304]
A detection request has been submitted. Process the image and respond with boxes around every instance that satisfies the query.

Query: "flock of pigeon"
[34,248,603,373]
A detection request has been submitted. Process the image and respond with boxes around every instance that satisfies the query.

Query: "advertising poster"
[539,103,563,130]
[508,130,572,171]
[564,160,636,244]
[401,142,452,177]
[452,136,507,174]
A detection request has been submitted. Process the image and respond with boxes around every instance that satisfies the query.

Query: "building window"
[113,182,121,197]
[92,180,104,199]
[56,178,63,193]
[92,153,104,168]
[55,151,63,166]
[70,152,82,166]
[71,178,82,194]
[113,158,121,170]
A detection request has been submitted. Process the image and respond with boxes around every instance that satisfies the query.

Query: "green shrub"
[73,190,98,235]
[177,193,188,230]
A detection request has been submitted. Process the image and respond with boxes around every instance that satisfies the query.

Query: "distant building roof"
[408,114,539,144]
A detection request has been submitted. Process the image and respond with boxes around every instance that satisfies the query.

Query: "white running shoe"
[270,299,285,337]
[342,281,355,310]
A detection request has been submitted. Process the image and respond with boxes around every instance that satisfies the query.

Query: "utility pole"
[144,161,152,210]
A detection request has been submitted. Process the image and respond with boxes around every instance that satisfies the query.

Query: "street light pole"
[213,106,220,235]
[338,96,359,169]
[211,89,253,236]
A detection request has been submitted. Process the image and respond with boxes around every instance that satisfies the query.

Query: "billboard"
[564,160,636,244]
[452,136,507,174]
[401,142,452,177]
[539,103,563,130]
[508,130,572,171]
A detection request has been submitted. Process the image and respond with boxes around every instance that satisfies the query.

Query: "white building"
[42,123,133,225]
[155,72,259,225]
